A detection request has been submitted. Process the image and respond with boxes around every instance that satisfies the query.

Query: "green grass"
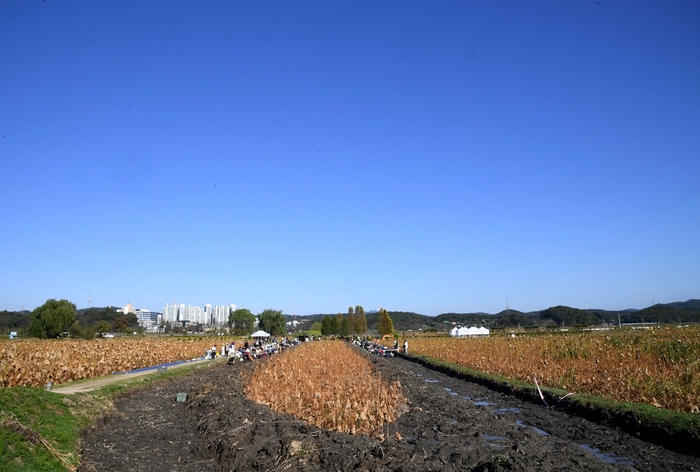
[0,360,220,471]
[0,386,90,470]
[0,426,68,471]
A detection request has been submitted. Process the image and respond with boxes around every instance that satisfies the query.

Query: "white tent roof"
[451,326,490,337]
[251,330,270,338]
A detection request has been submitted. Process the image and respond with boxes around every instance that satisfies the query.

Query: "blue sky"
[1,1,699,315]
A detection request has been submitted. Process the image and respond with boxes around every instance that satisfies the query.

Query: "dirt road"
[51,358,225,394]
[78,352,698,471]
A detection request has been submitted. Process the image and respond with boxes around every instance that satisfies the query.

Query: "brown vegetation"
[0,337,239,387]
[410,327,700,412]
[245,340,406,437]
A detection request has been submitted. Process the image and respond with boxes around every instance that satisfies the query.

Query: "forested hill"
[0,310,31,331]
[76,306,137,326]
[302,299,700,331]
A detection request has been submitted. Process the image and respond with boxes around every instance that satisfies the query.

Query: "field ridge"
[400,352,700,458]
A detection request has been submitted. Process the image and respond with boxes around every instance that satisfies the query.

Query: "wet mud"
[79,351,699,471]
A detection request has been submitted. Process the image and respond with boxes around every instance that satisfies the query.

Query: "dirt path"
[78,351,699,471]
[51,358,227,394]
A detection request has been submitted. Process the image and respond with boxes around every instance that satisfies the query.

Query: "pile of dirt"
[79,350,699,471]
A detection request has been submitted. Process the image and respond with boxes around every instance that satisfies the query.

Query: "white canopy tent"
[450,326,490,337]
[250,330,270,338]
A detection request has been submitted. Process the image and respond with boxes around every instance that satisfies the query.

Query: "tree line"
[319,305,370,336]
[2,299,139,339]
[228,308,286,336]
[318,306,395,337]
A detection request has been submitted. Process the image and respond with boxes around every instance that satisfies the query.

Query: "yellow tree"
[355,305,368,334]
[376,309,393,336]
[347,306,357,334]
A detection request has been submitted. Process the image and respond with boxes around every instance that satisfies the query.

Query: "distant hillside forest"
[3,299,699,335]
[298,299,700,332]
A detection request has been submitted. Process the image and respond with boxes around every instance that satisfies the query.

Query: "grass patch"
[0,387,88,471]
[0,360,220,471]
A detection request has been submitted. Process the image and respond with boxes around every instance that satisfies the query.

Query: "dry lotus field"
[410,327,700,413]
[0,337,239,387]
[245,340,406,438]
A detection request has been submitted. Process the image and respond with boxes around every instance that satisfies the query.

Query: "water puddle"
[516,419,550,436]
[403,366,636,468]
[578,444,636,470]
[482,434,507,447]
[494,407,521,414]
[472,400,495,406]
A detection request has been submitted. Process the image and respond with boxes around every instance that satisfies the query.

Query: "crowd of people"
[205,334,409,363]
[205,337,302,363]
[352,337,408,357]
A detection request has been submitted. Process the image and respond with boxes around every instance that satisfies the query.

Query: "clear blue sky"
[2,1,699,315]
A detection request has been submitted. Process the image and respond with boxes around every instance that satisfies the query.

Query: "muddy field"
[78,351,699,471]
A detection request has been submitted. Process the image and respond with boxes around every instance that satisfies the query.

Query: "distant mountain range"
[296,299,700,332]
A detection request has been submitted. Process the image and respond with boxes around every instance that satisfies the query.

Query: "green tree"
[376,308,394,336]
[95,320,112,336]
[81,325,96,339]
[68,321,83,339]
[126,313,139,327]
[258,309,286,335]
[355,305,367,334]
[329,314,339,334]
[229,308,256,333]
[28,299,77,338]
[310,321,323,332]
[321,315,333,335]
[334,313,344,335]
[113,316,129,333]
[340,316,350,336]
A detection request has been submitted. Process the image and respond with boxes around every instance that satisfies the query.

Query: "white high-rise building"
[162,302,236,326]
[163,303,179,323]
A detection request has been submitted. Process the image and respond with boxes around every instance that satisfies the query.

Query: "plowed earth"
[78,352,698,471]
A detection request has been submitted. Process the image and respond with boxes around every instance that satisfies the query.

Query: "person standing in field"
[403,340,408,354]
